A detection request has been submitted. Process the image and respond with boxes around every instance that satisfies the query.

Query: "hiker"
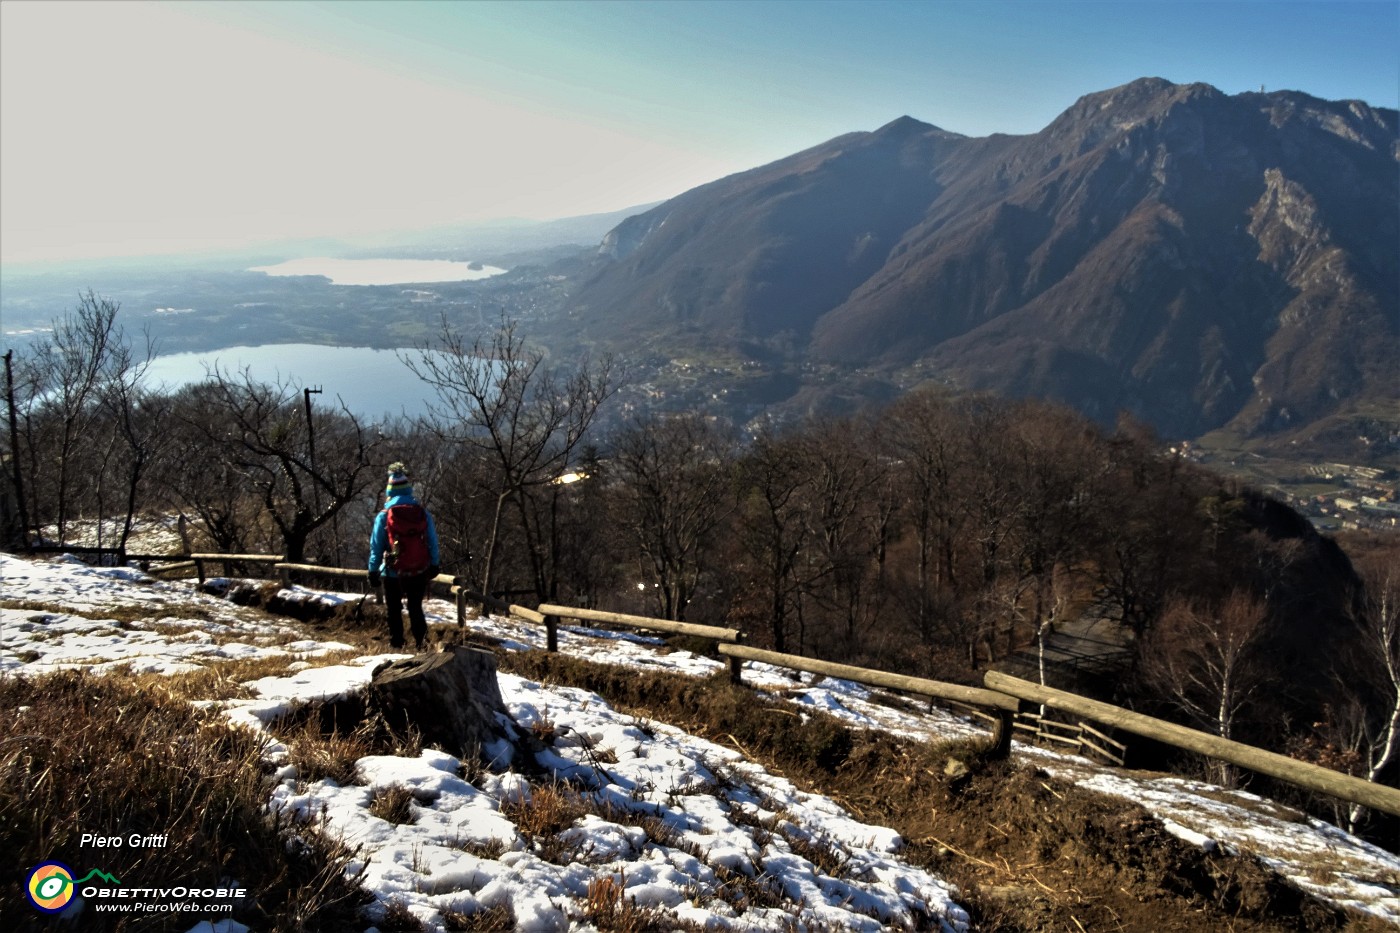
[367,463,440,650]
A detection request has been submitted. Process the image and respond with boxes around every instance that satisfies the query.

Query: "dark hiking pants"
[384,573,429,648]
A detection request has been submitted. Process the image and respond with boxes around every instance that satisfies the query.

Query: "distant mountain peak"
[873,114,961,141]
[568,79,1398,443]
[876,115,931,133]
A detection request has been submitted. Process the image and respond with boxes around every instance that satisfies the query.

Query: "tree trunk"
[367,645,528,764]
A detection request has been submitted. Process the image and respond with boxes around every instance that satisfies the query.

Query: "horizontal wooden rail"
[720,643,1020,712]
[272,563,458,586]
[986,672,1400,818]
[276,562,366,579]
[943,698,1001,727]
[721,643,1018,758]
[537,604,740,643]
[188,553,284,563]
[145,560,197,577]
[455,586,545,625]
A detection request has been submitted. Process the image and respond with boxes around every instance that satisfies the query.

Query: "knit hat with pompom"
[386,462,412,497]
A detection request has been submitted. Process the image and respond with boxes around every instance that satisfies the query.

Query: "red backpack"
[384,504,430,576]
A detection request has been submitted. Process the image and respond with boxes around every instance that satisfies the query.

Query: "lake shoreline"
[249,257,509,287]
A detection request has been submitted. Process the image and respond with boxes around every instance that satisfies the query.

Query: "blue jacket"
[368,492,441,577]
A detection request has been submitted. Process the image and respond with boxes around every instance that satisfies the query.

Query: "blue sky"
[2,0,1395,264]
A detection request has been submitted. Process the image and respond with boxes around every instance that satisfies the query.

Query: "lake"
[145,344,461,420]
[248,257,508,286]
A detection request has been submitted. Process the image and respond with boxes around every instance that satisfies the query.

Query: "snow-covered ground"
[3,552,1398,931]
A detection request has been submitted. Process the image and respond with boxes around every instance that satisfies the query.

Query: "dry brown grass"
[579,873,681,933]
[501,781,585,840]
[119,648,365,703]
[268,695,426,792]
[281,713,376,786]
[377,896,425,931]
[451,836,510,859]
[529,710,559,745]
[441,902,516,931]
[369,785,418,825]
[0,669,369,930]
[0,598,219,625]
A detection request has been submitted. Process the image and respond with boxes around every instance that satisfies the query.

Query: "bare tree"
[1144,590,1270,786]
[163,384,262,554]
[957,399,1026,654]
[178,368,385,563]
[94,335,168,554]
[611,412,734,621]
[1095,428,1196,639]
[3,349,37,546]
[1003,402,1102,660]
[1336,552,1400,831]
[403,315,615,600]
[15,292,143,545]
[797,417,888,649]
[733,430,814,654]
[880,390,965,642]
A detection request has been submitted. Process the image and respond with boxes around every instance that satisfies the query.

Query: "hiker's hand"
[369,570,381,587]
[428,565,440,579]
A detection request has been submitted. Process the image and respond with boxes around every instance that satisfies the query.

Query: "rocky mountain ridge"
[565,78,1398,444]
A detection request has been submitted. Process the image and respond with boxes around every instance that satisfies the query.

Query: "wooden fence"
[19,548,1400,818]
[1013,710,1127,766]
[986,672,1400,819]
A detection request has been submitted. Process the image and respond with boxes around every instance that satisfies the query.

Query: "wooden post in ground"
[989,709,1015,760]
[545,614,559,652]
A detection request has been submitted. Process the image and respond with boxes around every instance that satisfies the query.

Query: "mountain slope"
[573,116,979,349]
[568,79,1398,441]
[4,552,1399,930]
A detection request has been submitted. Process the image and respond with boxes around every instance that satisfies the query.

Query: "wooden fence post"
[990,709,1015,759]
[456,586,467,628]
[545,615,558,653]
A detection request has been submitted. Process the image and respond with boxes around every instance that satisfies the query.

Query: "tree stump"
[367,645,519,760]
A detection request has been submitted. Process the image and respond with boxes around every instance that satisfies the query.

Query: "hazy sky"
[2,0,1396,265]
